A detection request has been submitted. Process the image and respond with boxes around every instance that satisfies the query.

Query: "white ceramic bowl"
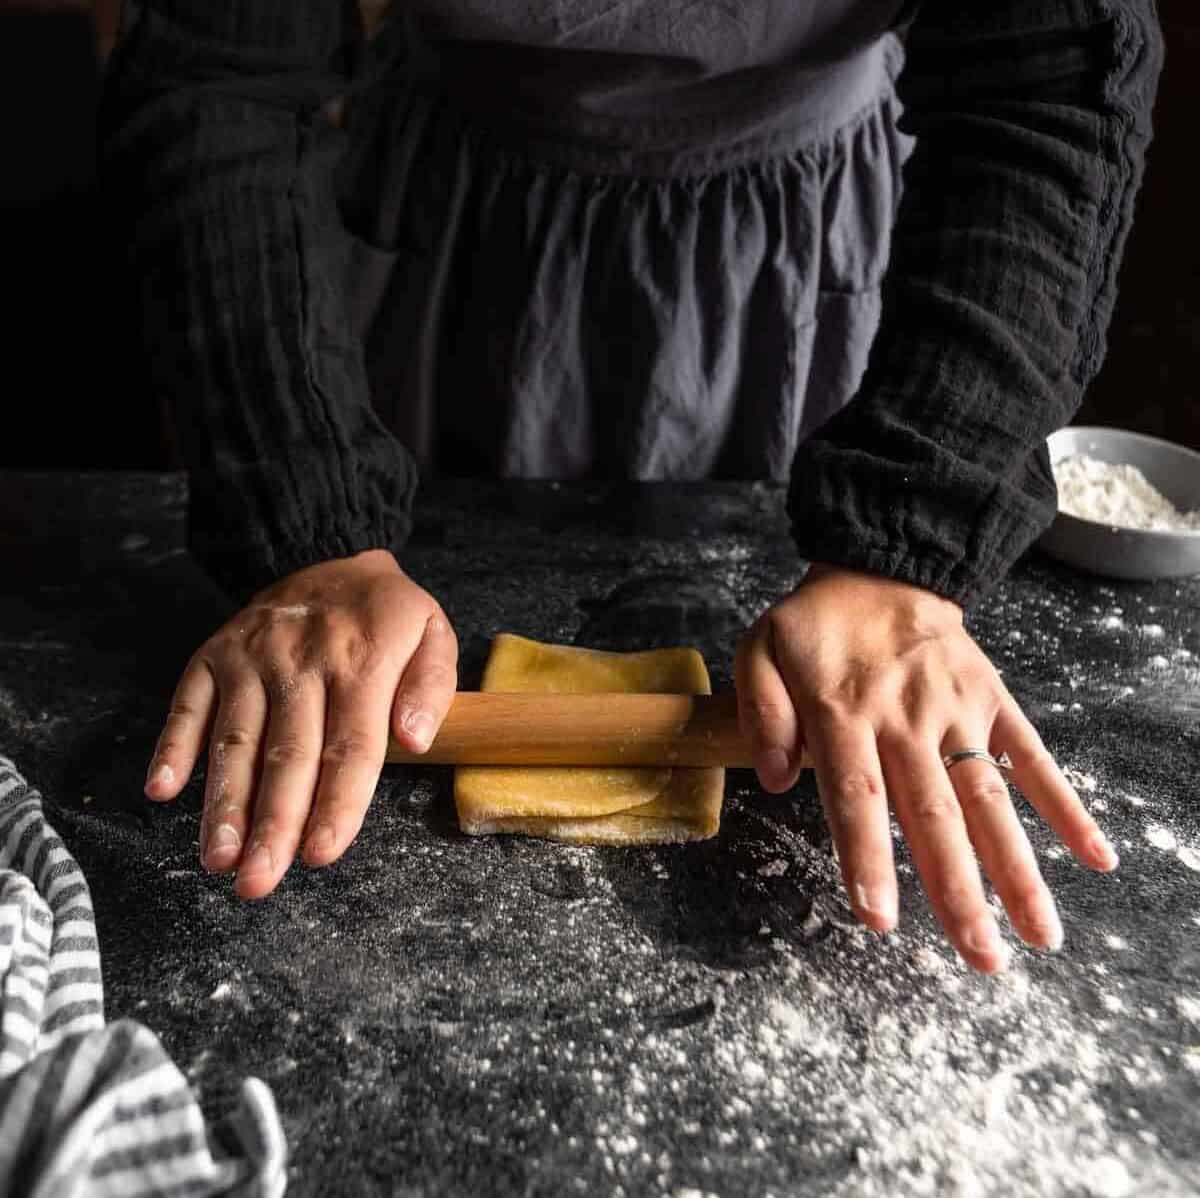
[1038,426,1200,580]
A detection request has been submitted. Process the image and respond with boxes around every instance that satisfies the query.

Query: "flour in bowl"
[1053,454,1200,532]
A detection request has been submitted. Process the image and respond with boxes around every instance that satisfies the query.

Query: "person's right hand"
[142,549,457,899]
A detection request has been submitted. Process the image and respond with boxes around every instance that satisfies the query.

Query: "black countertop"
[1,472,1198,1197]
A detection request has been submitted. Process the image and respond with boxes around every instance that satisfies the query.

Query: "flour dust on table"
[5,476,1199,1197]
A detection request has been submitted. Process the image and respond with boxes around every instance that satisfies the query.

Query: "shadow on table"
[597,776,837,974]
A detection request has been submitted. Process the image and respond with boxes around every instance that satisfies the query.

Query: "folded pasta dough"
[454,633,725,844]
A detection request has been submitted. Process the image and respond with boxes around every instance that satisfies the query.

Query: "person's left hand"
[734,563,1119,973]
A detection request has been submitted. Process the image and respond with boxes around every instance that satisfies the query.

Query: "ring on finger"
[942,748,1013,776]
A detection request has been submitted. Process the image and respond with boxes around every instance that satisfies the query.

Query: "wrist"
[802,560,964,621]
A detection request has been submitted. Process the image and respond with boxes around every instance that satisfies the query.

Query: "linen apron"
[339,1,913,480]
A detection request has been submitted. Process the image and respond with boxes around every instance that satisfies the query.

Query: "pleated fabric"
[340,33,913,480]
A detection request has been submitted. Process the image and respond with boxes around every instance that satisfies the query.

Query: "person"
[101,1,1163,974]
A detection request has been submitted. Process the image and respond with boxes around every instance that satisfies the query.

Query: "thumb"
[734,617,803,793]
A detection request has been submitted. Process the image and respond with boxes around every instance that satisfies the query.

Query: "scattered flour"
[1062,768,1099,794]
[1144,826,1178,852]
[455,834,1197,1198]
[757,859,788,878]
[766,1000,809,1047]
[1053,454,1200,532]
[258,603,312,619]
[1174,997,1200,1025]
[1083,1155,1135,1198]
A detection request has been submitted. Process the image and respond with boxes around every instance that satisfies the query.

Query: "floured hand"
[143,549,457,898]
[735,563,1119,974]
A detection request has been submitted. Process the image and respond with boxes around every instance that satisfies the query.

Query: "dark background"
[1,0,1196,470]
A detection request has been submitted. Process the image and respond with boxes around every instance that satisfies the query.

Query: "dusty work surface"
[1,472,1198,1197]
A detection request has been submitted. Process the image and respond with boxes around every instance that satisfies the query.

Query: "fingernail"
[207,823,241,859]
[146,762,174,790]
[963,914,1004,960]
[1035,907,1065,952]
[1091,834,1119,870]
[854,882,898,926]
[306,822,335,859]
[402,708,435,751]
[238,842,272,877]
[761,748,790,782]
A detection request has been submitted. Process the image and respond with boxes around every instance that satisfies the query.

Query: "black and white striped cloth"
[0,756,287,1197]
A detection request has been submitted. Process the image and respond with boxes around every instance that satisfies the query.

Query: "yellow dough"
[454,633,725,844]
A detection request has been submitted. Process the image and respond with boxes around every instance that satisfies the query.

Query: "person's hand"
[734,563,1118,973]
[143,549,457,899]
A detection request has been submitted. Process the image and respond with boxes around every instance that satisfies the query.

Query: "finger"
[882,732,1009,974]
[734,622,801,792]
[200,677,268,875]
[303,671,394,868]
[234,673,326,899]
[942,726,1062,951]
[145,658,216,801]
[992,701,1119,872]
[390,611,458,753]
[805,712,897,933]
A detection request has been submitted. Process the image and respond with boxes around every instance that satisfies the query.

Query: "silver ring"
[942,749,1014,774]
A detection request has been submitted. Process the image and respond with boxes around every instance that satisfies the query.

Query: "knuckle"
[167,698,201,721]
[746,697,787,731]
[826,768,885,810]
[907,789,956,824]
[262,738,311,769]
[330,631,382,679]
[214,727,256,752]
[321,732,374,767]
[957,778,1011,812]
[260,628,304,667]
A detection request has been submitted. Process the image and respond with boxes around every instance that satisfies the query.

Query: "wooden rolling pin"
[385,692,811,769]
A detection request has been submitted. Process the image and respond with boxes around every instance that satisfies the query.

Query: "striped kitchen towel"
[0,756,287,1197]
